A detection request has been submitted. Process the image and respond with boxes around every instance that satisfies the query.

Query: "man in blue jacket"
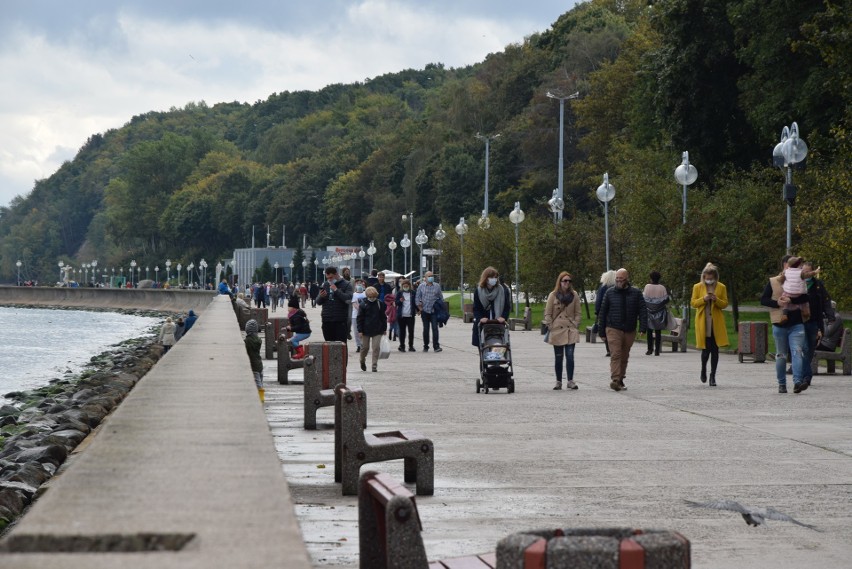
[598,268,647,392]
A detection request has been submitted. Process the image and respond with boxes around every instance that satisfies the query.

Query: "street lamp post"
[130,260,137,287]
[772,122,808,253]
[596,173,616,272]
[83,264,89,286]
[415,229,428,282]
[188,262,195,287]
[302,259,308,282]
[15,260,21,286]
[401,213,414,272]
[200,259,207,287]
[91,260,97,285]
[400,233,411,275]
[274,262,280,283]
[548,188,564,224]
[509,202,525,317]
[388,237,397,272]
[475,132,500,226]
[289,261,295,282]
[358,248,365,278]
[546,91,579,222]
[434,224,446,279]
[165,259,172,284]
[155,266,159,285]
[674,151,698,225]
[367,241,376,274]
[455,217,468,310]
[313,258,318,282]
[176,263,182,287]
[58,261,64,284]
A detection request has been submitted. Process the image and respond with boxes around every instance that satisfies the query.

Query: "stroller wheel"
[508,379,515,394]
[476,378,482,393]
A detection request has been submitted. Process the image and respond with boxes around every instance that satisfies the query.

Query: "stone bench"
[336,386,433,496]
[276,332,308,385]
[585,325,597,343]
[660,308,690,352]
[264,317,289,359]
[508,307,532,331]
[463,303,474,324]
[738,321,768,363]
[303,342,348,429]
[359,470,494,569]
[812,327,851,376]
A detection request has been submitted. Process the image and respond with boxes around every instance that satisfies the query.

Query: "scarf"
[477,285,504,320]
[556,291,574,306]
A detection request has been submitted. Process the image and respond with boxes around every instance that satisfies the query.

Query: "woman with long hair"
[690,263,729,386]
[594,270,617,357]
[542,271,582,390]
[643,271,670,356]
[471,266,511,347]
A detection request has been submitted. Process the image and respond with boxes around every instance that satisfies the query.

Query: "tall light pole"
[165,259,172,283]
[58,261,64,284]
[434,224,446,278]
[455,217,468,310]
[415,229,428,282]
[388,237,397,273]
[401,213,414,272]
[546,91,579,222]
[274,262,279,283]
[313,258,318,282]
[91,260,97,285]
[130,260,137,287]
[188,262,195,287]
[302,259,309,282]
[145,266,150,282]
[358,248,365,278]
[509,202,525,316]
[548,188,564,225]
[83,264,89,286]
[200,259,207,287]
[155,265,160,285]
[176,263,182,287]
[15,260,21,286]
[596,173,616,272]
[674,151,698,225]
[772,122,808,253]
[367,241,376,274]
[475,132,500,226]
[400,233,411,275]
[289,261,294,282]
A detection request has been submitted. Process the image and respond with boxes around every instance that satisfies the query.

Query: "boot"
[709,374,716,387]
[258,388,265,403]
[553,381,562,390]
[292,346,305,360]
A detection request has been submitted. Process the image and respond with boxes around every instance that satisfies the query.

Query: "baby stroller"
[477,320,515,394]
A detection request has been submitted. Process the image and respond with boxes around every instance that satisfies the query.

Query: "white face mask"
[487,277,498,287]
[705,279,715,285]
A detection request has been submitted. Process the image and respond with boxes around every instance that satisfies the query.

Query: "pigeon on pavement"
[684,499,820,531]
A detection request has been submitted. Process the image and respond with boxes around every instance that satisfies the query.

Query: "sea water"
[0,306,161,397]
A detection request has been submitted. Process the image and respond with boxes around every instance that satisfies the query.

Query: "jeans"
[290,332,310,348]
[554,343,576,381]
[772,323,806,386]
[421,311,440,349]
[802,319,819,381]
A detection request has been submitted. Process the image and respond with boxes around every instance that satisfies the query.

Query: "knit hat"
[288,296,300,308]
[245,319,259,335]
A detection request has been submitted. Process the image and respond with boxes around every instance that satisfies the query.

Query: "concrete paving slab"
[265,303,852,568]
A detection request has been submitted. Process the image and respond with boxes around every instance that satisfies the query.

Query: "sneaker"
[799,381,809,392]
[423,346,429,352]
[618,379,627,391]
[566,380,578,390]
[793,382,803,393]
[408,346,416,352]
[372,365,377,372]
[360,361,367,372]
[778,385,788,394]
[553,382,562,390]
[803,377,812,387]
[609,380,622,392]
[434,347,443,353]
[398,346,406,352]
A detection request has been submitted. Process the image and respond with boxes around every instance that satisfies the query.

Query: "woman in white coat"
[159,317,177,353]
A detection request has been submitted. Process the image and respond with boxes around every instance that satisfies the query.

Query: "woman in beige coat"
[159,317,177,354]
[542,271,582,390]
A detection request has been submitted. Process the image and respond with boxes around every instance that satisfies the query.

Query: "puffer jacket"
[316,278,354,323]
[598,284,647,333]
[357,298,387,336]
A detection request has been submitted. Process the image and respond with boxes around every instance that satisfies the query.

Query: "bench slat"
[433,554,496,568]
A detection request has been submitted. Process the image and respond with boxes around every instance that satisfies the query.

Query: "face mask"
[487,277,498,287]
[356,285,364,292]
[705,279,715,285]
[427,276,434,283]
[402,286,410,291]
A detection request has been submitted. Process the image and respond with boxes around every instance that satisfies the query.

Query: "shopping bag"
[379,335,391,359]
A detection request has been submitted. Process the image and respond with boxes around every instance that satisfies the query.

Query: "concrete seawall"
[0,285,216,313]
[0,295,311,568]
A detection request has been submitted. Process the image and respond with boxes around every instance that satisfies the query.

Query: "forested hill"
[1,0,849,306]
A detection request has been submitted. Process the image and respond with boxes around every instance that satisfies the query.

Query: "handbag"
[543,325,551,343]
[379,335,391,359]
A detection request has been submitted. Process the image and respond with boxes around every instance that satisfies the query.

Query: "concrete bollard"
[496,527,690,569]
[738,321,768,363]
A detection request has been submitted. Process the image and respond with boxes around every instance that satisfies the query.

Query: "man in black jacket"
[598,268,647,392]
[317,267,354,344]
[802,261,834,387]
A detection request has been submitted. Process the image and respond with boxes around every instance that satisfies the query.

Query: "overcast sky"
[0,0,580,209]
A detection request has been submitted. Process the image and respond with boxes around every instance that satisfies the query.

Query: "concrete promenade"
[0,295,312,568]
[266,301,852,568]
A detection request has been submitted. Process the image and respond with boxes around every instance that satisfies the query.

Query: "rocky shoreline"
[0,308,173,533]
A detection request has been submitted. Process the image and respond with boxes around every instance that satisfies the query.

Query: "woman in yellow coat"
[690,263,729,386]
